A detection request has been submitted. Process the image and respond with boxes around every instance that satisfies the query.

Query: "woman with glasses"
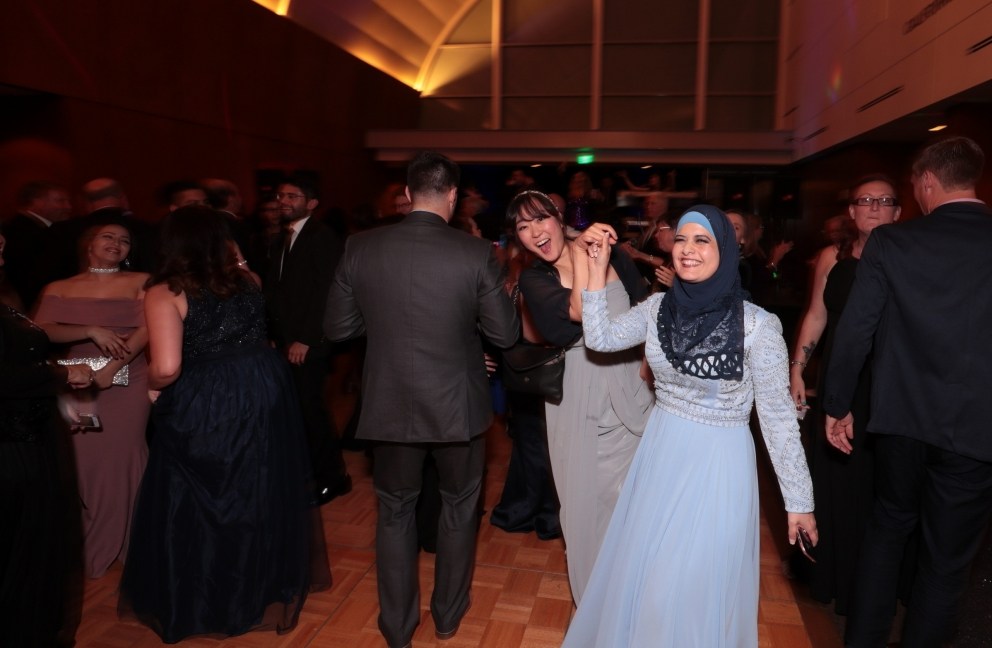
[789,174,904,614]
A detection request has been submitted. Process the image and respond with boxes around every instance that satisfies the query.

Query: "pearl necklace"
[88,266,120,274]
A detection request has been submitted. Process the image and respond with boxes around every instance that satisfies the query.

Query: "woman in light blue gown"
[563,205,817,647]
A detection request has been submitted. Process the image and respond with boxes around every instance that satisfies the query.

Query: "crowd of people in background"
[1,138,991,647]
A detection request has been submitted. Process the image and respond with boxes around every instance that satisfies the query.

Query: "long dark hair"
[148,206,244,298]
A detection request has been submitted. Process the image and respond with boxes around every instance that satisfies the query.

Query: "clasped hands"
[576,223,619,263]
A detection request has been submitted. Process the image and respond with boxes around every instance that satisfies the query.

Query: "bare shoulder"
[41,279,72,297]
[120,272,150,296]
[812,244,840,277]
[145,282,176,302]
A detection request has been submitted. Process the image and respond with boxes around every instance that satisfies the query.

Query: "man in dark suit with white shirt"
[265,174,350,505]
[324,151,518,648]
[3,180,71,309]
[823,136,992,647]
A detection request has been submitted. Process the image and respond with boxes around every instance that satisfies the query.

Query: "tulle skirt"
[118,346,330,643]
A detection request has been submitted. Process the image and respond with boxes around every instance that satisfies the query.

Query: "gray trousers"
[372,435,484,648]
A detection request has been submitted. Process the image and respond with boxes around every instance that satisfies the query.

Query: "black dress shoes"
[435,601,470,640]
[435,622,460,640]
[314,474,352,506]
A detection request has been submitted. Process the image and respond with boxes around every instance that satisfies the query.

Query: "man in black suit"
[202,178,251,261]
[2,180,71,309]
[823,136,992,647]
[324,152,518,648]
[265,175,350,505]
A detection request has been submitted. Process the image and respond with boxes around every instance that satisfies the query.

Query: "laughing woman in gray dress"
[509,191,653,605]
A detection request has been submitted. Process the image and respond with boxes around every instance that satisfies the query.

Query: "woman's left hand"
[787,512,818,547]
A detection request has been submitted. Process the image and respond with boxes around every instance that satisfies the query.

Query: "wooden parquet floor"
[74,408,842,647]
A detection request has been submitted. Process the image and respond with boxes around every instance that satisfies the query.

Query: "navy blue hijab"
[658,204,748,381]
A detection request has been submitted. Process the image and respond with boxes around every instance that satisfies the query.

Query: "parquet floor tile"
[72,407,840,646]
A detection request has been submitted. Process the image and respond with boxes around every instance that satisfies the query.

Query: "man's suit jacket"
[324,211,519,443]
[265,216,343,353]
[1,212,53,309]
[823,200,992,462]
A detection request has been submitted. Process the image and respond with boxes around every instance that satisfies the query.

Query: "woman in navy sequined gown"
[118,207,330,643]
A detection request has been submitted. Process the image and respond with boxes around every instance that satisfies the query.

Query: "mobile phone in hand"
[797,527,816,563]
[76,413,103,431]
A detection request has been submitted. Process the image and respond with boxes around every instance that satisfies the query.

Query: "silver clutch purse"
[57,357,129,386]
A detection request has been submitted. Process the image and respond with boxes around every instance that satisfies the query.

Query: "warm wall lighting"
[252,0,290,16]
[530,164,542,168]
[640,165,653,169]
[929,124,948,132]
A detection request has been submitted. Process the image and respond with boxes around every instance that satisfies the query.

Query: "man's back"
[826,200,992,460]
[325,212,518,443]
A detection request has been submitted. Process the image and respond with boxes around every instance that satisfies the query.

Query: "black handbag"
[501,343,565,402]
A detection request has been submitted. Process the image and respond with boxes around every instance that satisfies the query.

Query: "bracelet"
[789,360,807,368]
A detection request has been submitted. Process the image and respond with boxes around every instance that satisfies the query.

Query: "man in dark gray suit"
[823,136,992,647]
[324,151,518,648]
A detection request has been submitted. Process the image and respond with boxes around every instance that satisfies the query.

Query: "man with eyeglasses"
[823,136,992,647]
[264,174,350,506]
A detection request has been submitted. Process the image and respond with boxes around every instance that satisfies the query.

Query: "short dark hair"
[204,184,236,210]
[280,173,319,201]
[16,181,62,207]
[912,136,985,191]
[159,180,205,207]
[849,173,898,202]
[407,151,460,198]
[82,179,125,203]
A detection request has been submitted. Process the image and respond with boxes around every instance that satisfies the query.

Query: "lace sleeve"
[750,312,815,513]
[581,289,656,353]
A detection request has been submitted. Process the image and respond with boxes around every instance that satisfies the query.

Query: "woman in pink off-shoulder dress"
[35,222,150,578]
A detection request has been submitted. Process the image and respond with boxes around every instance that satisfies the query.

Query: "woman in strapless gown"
[118,206,330,643]
[35,222,150,579]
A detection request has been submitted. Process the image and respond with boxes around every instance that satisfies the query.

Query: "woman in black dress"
[1,227,92,647]
[118,207,330,643]
[789,175,903,613]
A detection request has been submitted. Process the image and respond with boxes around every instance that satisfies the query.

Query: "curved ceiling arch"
[252,0,479,91]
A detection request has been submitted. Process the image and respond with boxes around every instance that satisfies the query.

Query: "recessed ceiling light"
[640,165,652,169]
[530,163,541,168]
[929,124,948,132]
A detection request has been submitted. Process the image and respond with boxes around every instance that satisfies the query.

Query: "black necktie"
[280,228,293,279]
